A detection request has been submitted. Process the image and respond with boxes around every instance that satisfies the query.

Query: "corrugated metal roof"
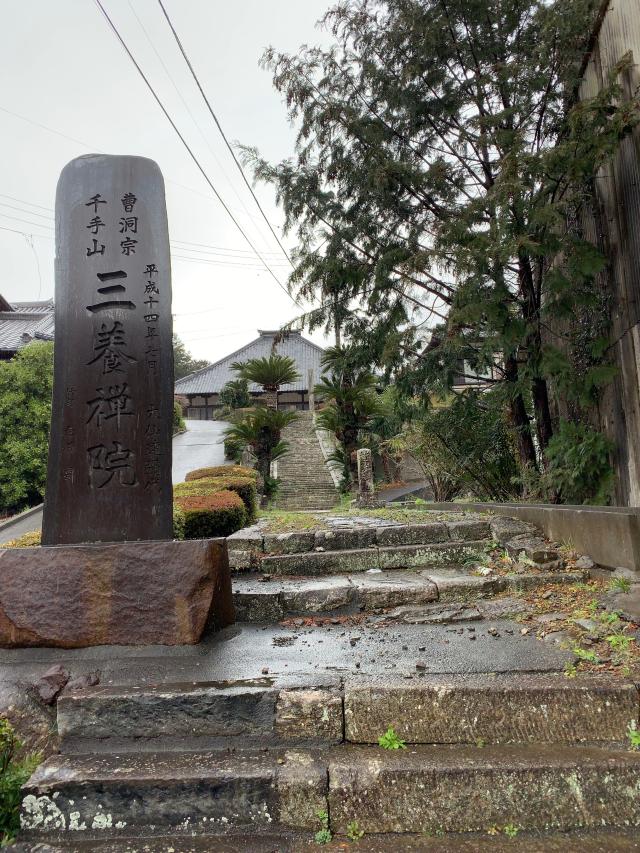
[175,330,326,395]
[0,298,55,353]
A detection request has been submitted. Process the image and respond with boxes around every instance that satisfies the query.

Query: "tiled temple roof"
[175,330,325,394]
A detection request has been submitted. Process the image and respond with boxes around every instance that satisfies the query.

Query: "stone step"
[57,681,342,749]
[36,829,640,852]
[20,749,327,841]
[232,569,587,619]
[327,744,640,835]
[259,540,497,575]
[344,675,638,745]
[56,675,637,749]
[228,519,493,561]
[21,743,640,841]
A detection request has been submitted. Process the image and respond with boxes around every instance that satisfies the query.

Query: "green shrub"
[219,378,251,409]
[172,505,186,540]
[544,420,614,504]
[0,718,41,845]
[172,400,186,435]
[224,436,243,462]
[1,530,41,548]
[185,465,257,482]
[0,342,54,514]
[175,491,247,538]
[174,476,257,522]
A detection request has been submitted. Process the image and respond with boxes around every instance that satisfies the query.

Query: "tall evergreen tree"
[243,0,639,471]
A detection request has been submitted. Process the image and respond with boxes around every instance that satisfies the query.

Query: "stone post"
[42,154,173,545]
[308,368,315,412]
[356,448,380,507]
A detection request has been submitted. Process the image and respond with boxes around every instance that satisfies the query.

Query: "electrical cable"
[156,0,293,267]
[93,1,298,304]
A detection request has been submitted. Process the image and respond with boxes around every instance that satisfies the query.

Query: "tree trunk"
[264,389,278,410]
[503,354,538,471]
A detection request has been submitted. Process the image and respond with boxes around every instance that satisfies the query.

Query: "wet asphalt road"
[172,418,230,483]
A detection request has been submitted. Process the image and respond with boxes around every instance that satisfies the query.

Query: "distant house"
[175,329,326,419]
[0,295,55,360]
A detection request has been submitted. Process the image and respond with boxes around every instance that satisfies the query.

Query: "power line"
[0,106,288,228]
[0,224,52,240]
[0,193,286,257]
[156,0,293,267]
[0,201,54,221]
[93,0,297,307]
[125,0,268,236]
[0,193,53,213]
[0,204,291,269]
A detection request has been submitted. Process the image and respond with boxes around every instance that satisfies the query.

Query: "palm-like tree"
[315,345,381,487]
[231,354,300,409]
[224,407,298,498]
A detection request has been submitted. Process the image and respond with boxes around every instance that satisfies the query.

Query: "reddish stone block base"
[0,538,234,648]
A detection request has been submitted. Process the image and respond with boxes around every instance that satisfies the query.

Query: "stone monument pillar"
[42,155,173,545]
[356,448,380,507]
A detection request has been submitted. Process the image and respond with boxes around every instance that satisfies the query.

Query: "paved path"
[172,419,230,483]
[0,420,230,542]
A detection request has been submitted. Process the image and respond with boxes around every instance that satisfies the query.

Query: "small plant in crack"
[314,809,332,844]
[378,726,406,750]
[627,722,640,750]
[346,819,364,840]
[608,576,632,594]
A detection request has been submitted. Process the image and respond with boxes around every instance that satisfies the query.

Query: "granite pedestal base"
[0,538,234,648]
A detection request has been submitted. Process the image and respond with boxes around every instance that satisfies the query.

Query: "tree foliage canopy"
[243,0,639,483]
[173,334,210,381]
[232,354,300,393]
[0,342,53,514]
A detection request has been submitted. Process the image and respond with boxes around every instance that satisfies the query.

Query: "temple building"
[0,295,55,360]
[174,329,325,419]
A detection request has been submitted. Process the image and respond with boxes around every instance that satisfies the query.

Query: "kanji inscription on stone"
[42,155,173,545]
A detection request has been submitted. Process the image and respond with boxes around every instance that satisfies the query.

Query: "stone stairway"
[17,511,640,849]
[274,411,338,509]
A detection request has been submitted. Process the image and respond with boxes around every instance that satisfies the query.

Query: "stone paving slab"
[0,620,573,694]
[327,744,640,834]
[344,674,639,744]
[58,681,344,747]
[15,829,640,851]
[21,748,327,839]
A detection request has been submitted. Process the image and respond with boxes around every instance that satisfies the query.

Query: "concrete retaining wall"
[424,502,640,572]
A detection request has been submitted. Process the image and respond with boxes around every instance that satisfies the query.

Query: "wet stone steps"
[25,829,640,852]
[232,568,587,621]
[20,743,640,841]
[56,675,638,750]
[327,743,640,835]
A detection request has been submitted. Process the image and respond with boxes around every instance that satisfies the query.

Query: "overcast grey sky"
[0,0,333,361]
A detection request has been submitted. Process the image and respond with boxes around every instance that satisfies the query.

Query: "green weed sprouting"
[378,726,406,750]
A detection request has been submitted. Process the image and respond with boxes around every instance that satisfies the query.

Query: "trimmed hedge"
[174,476,257,522]
[174,491,247,539]
[185,465,257,482]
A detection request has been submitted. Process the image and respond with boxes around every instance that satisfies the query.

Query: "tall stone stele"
[42,155,174,545]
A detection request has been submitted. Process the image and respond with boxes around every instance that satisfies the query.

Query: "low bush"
[172,505,186,540]
[175,491,247,538]
[172,400,186,435]
[174,476,257,522]
[1,530,41,548]
[0,718,41,845]
[543,420,614,504]
[224,436,243,462]
[185,465,257,482]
